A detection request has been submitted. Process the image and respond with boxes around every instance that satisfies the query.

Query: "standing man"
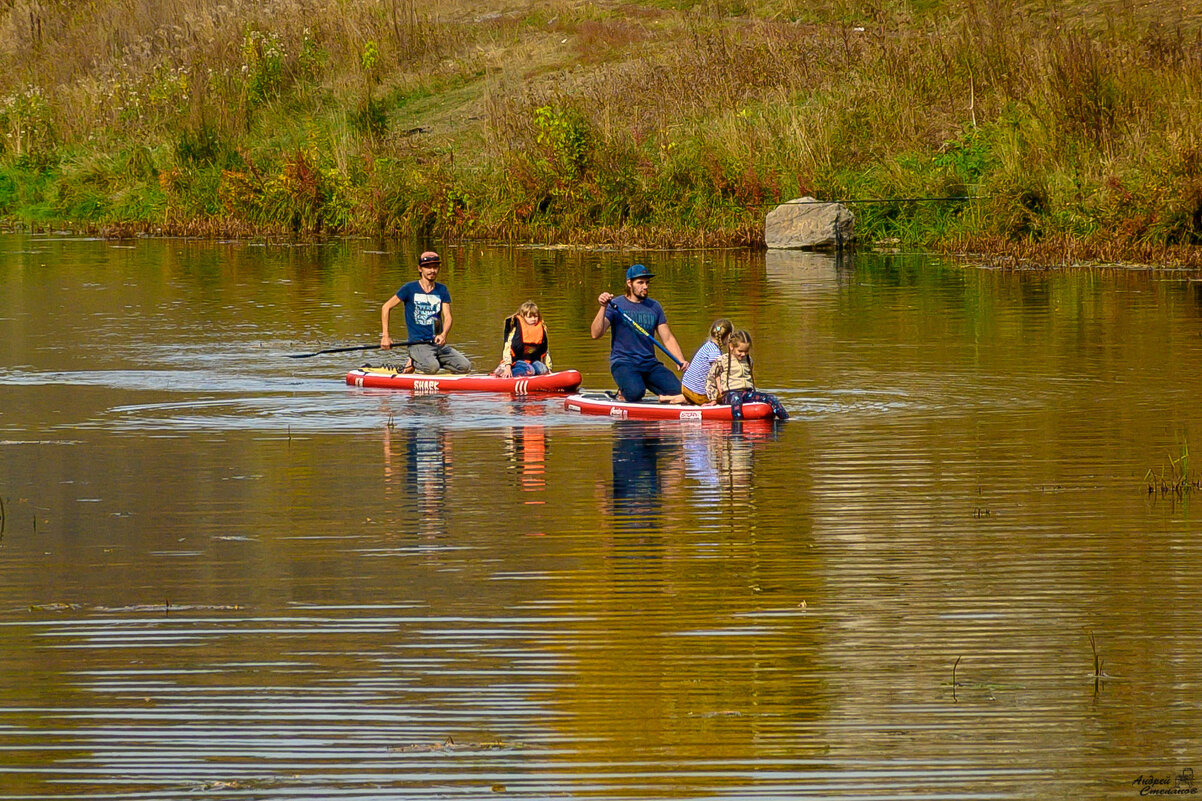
[590,264,689,402]
[381,251,472,374]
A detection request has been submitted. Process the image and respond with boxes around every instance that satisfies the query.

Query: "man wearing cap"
[590,264,689,402]
[380,251,471,374]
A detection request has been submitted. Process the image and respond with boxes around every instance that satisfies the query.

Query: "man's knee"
[618,377,648,402]
[646,365,681,396]
[611,365,646,402]
[409,346,440,374]
[442,349,471,374]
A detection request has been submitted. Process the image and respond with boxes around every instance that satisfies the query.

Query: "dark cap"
[626,264,655,281]
[418,251,441,266]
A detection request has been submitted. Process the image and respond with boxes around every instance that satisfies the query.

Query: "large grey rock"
[765,197,855,249]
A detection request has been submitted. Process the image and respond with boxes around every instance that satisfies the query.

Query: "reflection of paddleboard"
[564,392,775,421]
[347,368,582,394]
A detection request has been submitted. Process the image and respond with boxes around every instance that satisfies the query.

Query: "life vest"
[503,316,549,363]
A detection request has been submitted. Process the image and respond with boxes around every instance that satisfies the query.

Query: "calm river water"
[2,233,1201,799]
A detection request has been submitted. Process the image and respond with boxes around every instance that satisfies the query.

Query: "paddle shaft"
[607,300,684,368]
[286,339,432,358]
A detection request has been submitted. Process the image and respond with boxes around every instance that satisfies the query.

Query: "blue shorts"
[611,361,681,402]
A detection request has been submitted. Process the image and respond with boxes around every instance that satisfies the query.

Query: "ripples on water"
[2,236,1201,799]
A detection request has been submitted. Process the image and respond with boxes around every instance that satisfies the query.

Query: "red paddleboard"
[347,367,581,394]
[563,392,775,421]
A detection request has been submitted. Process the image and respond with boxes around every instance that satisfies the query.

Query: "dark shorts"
[611,361,681,402]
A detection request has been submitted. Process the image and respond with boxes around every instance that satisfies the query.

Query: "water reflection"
[610,422,678,526]
[503,403,549,502]
[611,421,782,529]
[763,247,854,295]
[682,420,777,487]
[382,403,453,538]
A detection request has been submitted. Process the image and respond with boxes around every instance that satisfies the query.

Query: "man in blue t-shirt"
[380,251,471,374]
[590,264,689,402]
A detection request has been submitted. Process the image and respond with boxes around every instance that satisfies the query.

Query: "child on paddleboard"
[495,300,553,378]
[705,330,789,420]
[676,318,734,404]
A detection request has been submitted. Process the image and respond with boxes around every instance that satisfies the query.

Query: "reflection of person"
[682,428,722,489]
[496,301,553,378]
[590,264,688,402]
[380,250,471,374]
[706,330,790,420]
[504,418,548,496]
[715,433,754,491]
[408,425,450,536]
[381,417,451,537]
[611,425,669,519]
[678,318,734,405]
[682,422,777,506]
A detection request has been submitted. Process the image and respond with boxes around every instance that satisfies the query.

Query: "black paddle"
[285,340,432,358]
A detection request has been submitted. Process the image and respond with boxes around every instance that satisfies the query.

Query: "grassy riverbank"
[1,0,1200,264]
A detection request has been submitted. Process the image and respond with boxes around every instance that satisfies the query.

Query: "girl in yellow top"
[705,330,789,420]
[496,301,553,378]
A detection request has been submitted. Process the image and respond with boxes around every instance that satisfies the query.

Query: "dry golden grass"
[945,233,1202,269]
[1,0,1200,262]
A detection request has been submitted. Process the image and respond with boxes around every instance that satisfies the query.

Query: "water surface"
[2,234,1201,799]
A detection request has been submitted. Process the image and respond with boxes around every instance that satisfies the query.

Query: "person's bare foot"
[657,394,685,404]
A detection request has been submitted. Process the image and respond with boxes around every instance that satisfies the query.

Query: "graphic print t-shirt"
[605,296,667,369]
[396,280,452,342]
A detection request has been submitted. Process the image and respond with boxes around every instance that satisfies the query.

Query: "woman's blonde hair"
[709,318,734,346]
[517,300,540,318]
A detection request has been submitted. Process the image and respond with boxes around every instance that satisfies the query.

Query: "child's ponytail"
[710,318,734,347]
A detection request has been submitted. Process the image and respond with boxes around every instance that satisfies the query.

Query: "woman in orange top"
[496,301,553,378]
